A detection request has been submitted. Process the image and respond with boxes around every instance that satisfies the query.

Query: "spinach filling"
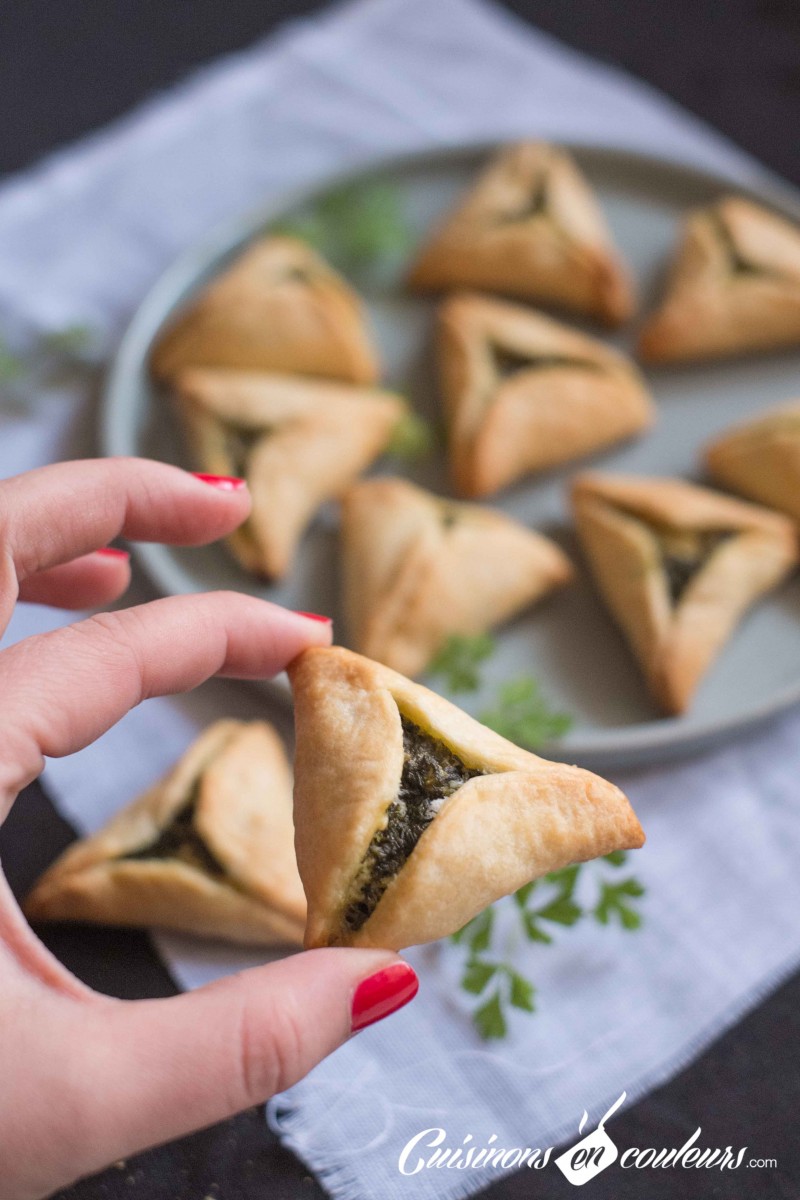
[709,211,785,282]
[122,781,227,879]
[495,173,549,225]
[654,527,734,605]
[342,716,483,933]
[491,343,600,381]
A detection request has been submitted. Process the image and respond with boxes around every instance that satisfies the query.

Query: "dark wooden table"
[1,2,799,1196]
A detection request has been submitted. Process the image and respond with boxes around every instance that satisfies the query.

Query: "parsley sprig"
[429,633,495,692]
[0,323,99,402]
[271,179,413,282]
[453,853,645,1039]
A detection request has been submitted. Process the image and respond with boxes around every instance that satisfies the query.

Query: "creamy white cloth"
[1,1,799,1197]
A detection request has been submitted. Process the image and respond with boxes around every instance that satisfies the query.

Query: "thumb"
[73,949,417,1180]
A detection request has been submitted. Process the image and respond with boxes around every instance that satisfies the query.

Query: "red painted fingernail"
[351,962,419,1033]
[192,472,247,492]
[95,547,130,560]
[295,611,332,624]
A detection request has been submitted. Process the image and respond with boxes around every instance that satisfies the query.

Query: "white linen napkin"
[1,1,799,1197]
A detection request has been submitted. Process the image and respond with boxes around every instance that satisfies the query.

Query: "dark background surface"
[1,1,799,1197]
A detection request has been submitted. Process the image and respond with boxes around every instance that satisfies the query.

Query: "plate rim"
[101,139,800,769]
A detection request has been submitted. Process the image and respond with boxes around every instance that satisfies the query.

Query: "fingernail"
[95,547,130,560]
[351,962,419,1033]
[192,472,247,492]
[295,611,332,624]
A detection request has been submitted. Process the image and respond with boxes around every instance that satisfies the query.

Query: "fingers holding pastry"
[0,592,331,818]
[0,457,251,625]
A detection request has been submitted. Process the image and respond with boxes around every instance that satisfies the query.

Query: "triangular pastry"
[24,721,306,946]
[341,476,573,676]
[572,474,798,714]
[288,646,645,950]
[704,400,800,522]
[151,236,380,383]
[174,367,405,578]
[638,197,800,363]
[438,292,655,498]
[408,142,634,325]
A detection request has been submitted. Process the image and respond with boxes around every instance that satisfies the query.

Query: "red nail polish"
[95,547,130,560]
[351,962,418,1033]
[295,611,332,624]
[192,472,247,492]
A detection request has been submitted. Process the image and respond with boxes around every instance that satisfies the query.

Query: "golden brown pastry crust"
[24,721,306,946]
[438,292,654,498]
[341,476,573,676]
[174,367,405,578]
[571,473,798,714]
[408,142,634,325]
[151,236,379,383]
[638,197,800,363]
[288,646,645,951]
[704,400,800,522]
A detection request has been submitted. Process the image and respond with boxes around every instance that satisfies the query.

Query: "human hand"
[0,458,418,1200]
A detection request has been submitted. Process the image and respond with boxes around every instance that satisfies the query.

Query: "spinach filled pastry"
[572,473,798,715]
[407,141,634,325]
[24,721,306,946]
[341,476,573,677]
[638,197,800,363]
[151,235,379,383]
[704,400,800,523]
[288,646,645,950]
[174,366,405,578]
[438,292,654,498]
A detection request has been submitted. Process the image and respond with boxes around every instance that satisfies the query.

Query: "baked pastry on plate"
[704,400,800,522]
[24,721,306,946]
[174,367,405,578]
[408,142,634,325]
[288,646,645,950]
[341,476,573,676]
[638,197,800,363]
[438,292,654,497]
[151,236,379,383]
[571,473,798,715]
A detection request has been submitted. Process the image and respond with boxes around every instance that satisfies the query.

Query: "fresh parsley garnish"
[0,323,99,400]
[453,852,645,1039]
[0,335,24,382]
[270,179,413,280]
[480,675,573,749]
[39,324,94,358]
[428,633,496,693]
[386,410,435,463]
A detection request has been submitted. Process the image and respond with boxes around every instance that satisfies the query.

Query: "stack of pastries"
[148,139,800,718]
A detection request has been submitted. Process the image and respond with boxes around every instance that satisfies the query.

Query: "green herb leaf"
[462,959,497,995]
[513,880,537,907]
[468,906,494,954]
[536,896,583,927]
[473,989,507,1040]
[480,675,572,750]
[522,911,553,944]
[386,410,435,462]
[40,324,94,357]
[594,878,645,930]
[507,970,536,1013]
[604,849,628,868]
[429,633,496,693]
[0,336,23,382]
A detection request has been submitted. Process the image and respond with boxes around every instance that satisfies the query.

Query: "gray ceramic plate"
[102,143,800,771]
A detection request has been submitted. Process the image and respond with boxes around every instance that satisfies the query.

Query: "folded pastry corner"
[438,292,654,497]
[638,196,800,363]
[341,476,573,676]
[174,367,406,578]
[408,141,634,325]
[24,720,307,946]
[288,646,644,951]
[151,235,380,383]
[704,400,800,523]
[571,473,798,714]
